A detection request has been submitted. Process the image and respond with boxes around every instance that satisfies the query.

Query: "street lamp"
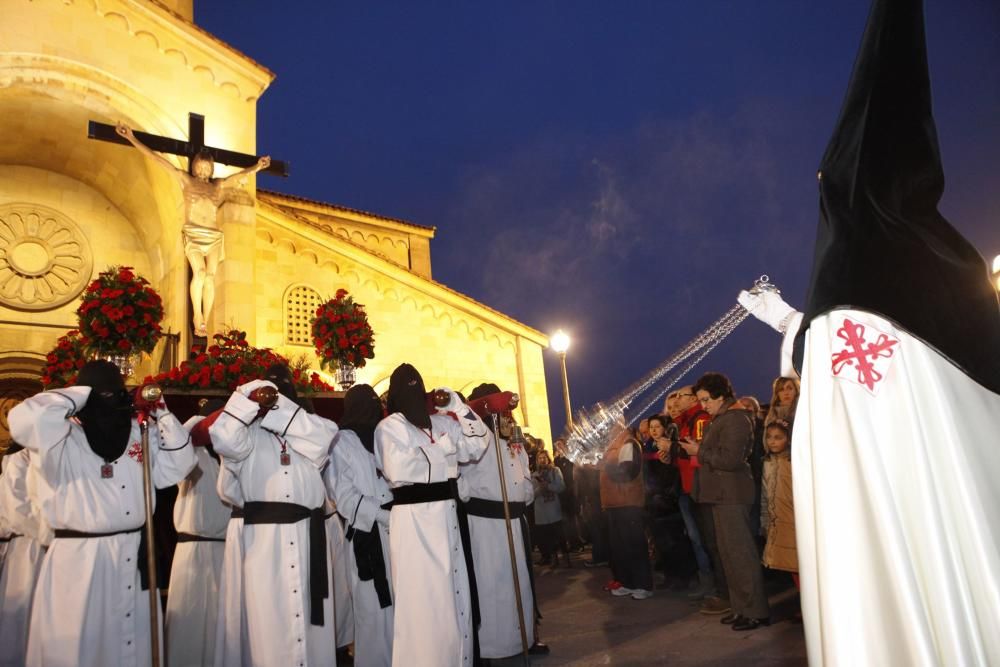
[550,330,574,430]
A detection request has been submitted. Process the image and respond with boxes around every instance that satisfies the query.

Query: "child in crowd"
[760,420,798,587]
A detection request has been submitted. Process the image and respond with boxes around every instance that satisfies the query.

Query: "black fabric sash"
[243,501,329,626]
[176,532,226,543]
[345,521,392,609]
[463,497,542,621]
[54,526,149,591]
[230,507,244,519]
[392,479,483,664]
[0,533,23,543]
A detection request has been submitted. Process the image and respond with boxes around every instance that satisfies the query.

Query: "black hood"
[795,0,1000,393]
[386,363,431,429]
[76,360,133,461]
[341,384,383,453]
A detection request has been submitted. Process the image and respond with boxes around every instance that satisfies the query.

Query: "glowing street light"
[550,330,574,430]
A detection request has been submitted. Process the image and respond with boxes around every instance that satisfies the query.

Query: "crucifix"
[88,113,289,337]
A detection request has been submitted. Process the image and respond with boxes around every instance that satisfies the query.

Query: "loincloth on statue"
[182,223,225,261]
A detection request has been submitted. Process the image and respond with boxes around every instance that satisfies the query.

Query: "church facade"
[0,0,552,445]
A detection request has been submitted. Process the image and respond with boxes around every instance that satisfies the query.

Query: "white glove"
[738,290,800,334]
[236,379,277,397]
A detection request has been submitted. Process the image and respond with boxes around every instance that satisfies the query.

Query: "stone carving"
[0,203,93,311]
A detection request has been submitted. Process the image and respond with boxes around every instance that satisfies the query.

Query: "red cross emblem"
[127,442,143,464]
[830,318,899,394]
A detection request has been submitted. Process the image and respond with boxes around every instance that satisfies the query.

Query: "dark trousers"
[585,506,611,563]
[695,501,728,598]
[713,504,770,619]
[535,520,565,558]
[606,506,653,591]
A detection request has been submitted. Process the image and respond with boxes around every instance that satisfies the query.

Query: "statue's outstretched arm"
[116,122,185,180]
[220,155,271,187]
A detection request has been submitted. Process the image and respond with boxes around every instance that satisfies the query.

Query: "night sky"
[197,1,1000,437]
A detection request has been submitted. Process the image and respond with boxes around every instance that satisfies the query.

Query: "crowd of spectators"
[529,371,801,632]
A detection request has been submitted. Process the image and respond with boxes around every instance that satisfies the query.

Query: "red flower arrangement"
[146,329,334,394]
[311,289,375,370]
[41,330,89,389]
[77,266,163,357]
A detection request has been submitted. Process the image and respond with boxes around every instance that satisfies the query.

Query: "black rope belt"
[392,479,482,662]
[242,501,328,626]
[463,497,542,621]
[54,526,149,591]
[176,532,226,543]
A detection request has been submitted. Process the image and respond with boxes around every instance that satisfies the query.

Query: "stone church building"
[0,0,552,445]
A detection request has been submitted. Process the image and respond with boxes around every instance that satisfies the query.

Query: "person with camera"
[681,372,770,631]
[664,387,717,603]
[600,428,653,600]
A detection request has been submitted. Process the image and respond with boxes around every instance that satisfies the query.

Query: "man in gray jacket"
[681,372,770,631]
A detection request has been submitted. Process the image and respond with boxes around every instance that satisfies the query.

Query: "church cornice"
[258,189,436,238]
[56,0,274,101]
[256,201,549,347]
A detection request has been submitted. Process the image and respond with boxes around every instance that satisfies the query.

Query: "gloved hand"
[236,379,277,398]
[133,385,167,419]
[738,289,800,334]
[236,380,278,420]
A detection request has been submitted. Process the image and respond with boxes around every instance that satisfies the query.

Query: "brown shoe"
[698,596,732,615]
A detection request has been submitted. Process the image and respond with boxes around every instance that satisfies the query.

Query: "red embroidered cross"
[830,318,898,393]
[127,442,143,464]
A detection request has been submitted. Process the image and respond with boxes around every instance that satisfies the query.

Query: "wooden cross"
[88,112,288,177]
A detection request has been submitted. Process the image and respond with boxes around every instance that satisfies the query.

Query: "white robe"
[457,432,535,658]
[166,417,230,667]
[792,309,1000,666]
[324,498,355,649]
[213,465,246,667]
[0,449,51,667]
[375,412,489,667]
[8,386,196,667]
[328,430,395,667]
[210,389,338,667]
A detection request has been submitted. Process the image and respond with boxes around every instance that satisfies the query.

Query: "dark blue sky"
[198,1,1000,436]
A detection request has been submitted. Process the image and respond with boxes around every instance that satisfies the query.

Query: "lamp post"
[550,330,574,430]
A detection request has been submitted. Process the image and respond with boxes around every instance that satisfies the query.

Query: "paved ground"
[530,551,808,667]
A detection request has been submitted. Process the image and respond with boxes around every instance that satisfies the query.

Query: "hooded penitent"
[266,363,316,414]
[794,0,1000,390]
[75,360,133,461]
[782,1,1000,664]
[340,384,383,454]
[386,363,431,430]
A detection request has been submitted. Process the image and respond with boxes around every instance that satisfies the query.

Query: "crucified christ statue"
[116,122,270,336]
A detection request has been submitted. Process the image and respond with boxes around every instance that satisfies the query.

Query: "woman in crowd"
[765,377,799,426]
[532,450,568,567]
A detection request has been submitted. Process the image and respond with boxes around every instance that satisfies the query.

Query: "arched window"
[284,285,322,346]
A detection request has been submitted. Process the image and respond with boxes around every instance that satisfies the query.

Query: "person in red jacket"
[666,386,720,605]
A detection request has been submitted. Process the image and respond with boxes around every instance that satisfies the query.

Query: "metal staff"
[486,399,530,662]
[136,384,163,667]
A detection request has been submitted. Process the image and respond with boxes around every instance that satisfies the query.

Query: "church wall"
[0,166,157,375]
[252,221,553,445]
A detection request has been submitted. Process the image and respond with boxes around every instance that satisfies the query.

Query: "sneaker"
[584,559,609,568]
[698,595,732,615]
[611,586,635,597]
[631,589,654,600]
[603,580,623,591]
